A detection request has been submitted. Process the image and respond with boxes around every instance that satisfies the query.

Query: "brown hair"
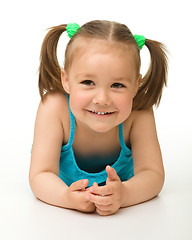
[38,20,168,110]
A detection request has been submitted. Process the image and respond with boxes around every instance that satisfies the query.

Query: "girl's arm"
[30,93,95,212]
[86,108,164,216]
[121,108,165,207]
[29,93,69,207]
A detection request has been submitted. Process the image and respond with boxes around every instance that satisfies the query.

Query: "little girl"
[29,20,168,216]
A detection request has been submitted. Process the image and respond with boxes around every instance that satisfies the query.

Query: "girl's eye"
[81,80,94,86]
[111,83,125,88]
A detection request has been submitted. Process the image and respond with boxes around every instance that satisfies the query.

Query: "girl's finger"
[95,203,113,212]
[89,182,113,196]
[106,166,120,182]
[96,208,112,216]
[69,179,89,191]
[88,192,111,205]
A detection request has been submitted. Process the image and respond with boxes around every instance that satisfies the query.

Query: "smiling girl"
[29,21,168,216]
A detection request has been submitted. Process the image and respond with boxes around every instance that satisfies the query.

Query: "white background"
[0,0,192,239]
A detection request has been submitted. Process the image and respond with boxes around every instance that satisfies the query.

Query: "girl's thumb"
[70,179,89,191]
[106,166,120,182]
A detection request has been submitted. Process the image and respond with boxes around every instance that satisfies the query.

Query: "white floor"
[1,184,191,240]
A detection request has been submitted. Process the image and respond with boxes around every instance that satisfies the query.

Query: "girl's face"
[62,40,141,133]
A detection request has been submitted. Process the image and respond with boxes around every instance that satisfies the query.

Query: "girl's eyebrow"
[75,73,131,82]
[75,73,96,78]
[112,77,132,82]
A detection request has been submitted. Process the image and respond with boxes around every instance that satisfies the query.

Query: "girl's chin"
[86,122,116,133]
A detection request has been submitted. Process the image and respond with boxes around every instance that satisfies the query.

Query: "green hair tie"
[134,35,145,50]
[66,23,80,38]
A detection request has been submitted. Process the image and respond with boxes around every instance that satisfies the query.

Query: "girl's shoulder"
[38,91,70,143]
[123,108,155,147]
[131,106,153,117]
[130,107,154,126]
[128,108,158,147]
[39,91,69,118]
[127,108,155,132]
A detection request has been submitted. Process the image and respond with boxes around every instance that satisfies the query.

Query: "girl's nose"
[92,89,111,105]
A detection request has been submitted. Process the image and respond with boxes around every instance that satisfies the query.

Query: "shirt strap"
[119,123,131,152]
[65,94,75,147]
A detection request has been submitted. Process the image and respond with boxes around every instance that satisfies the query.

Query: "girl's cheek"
[120,97,133,118]
[116,95,133,109]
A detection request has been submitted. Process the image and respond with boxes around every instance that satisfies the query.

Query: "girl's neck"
[75,118,118,139]
[73,121,120,155]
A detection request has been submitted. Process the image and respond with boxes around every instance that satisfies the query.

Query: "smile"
[88,110,113,115]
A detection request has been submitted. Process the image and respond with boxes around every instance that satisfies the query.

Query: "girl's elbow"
[156,171,165,195]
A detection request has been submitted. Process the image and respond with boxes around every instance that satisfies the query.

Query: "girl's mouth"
[87,110,114,115]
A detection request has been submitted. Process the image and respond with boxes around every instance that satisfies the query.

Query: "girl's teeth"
[92,111,108,115]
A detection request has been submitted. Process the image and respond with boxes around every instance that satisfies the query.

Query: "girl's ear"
[61,68,70,94]
[133,74,142,97]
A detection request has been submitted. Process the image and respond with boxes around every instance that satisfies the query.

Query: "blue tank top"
[59,95,134,187]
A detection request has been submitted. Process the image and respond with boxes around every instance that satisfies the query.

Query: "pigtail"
[133,39,168,110]
[38,24,67,100]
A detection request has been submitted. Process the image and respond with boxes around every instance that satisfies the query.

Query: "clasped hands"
[67,165,123,216]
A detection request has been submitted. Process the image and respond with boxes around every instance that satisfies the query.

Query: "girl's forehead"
[65,38,139,74]
[67,38,138,80]
[71,38,134,56]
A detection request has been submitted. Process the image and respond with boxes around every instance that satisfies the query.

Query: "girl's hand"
[67,179,96,213]
[87,166,123,216]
